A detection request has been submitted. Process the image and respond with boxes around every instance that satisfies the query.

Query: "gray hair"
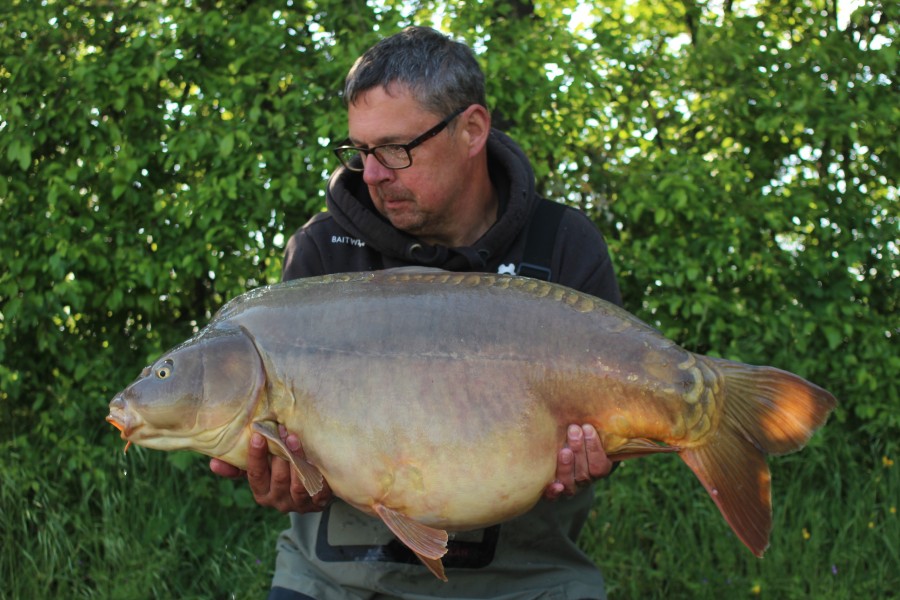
[343,26,487,118]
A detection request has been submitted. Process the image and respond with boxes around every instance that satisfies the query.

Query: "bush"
[1,1,896,597]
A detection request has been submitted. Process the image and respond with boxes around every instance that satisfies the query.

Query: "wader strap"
[517,199,566,281]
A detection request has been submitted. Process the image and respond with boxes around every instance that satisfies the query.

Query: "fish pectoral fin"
[286,454,325,497]
[251,421,325,496]
[373,503,449,582]
[606,437,681,461]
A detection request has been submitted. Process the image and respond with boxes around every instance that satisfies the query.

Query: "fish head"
[107,325,266,457]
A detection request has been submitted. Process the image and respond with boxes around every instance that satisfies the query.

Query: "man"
[212,26,622,598]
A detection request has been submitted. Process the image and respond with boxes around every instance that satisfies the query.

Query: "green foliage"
[433,0,898,432]
[1,0,897,597]
[1,445,283,598]
[0,0,393,475]
[587,431,899,598]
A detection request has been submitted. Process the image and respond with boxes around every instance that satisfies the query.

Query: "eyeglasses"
[333,106,467,172]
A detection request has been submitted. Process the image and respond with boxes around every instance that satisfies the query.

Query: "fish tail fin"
[707,358,837,456]
[680,357,837,557]
[680,425,773,556]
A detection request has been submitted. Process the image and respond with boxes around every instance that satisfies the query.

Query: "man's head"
[343,26,486,118]
[336,27,497,249]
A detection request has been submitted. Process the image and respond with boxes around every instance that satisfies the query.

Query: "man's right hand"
[209,426,333,514]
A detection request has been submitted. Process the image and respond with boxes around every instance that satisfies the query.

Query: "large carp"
[107,268,836,581]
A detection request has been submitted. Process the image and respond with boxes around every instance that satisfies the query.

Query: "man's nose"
[362,153,394,185]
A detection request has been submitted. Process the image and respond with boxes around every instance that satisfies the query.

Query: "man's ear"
[460,105,492,158]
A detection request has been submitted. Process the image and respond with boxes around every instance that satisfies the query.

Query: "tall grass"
[587,429,899,598]
[1,446,284,599]
[1,429,897,598]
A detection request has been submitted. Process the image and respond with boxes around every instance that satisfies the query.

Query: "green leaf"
[6,138,32,171]
[219,132,235,157]
[821,325,843,350]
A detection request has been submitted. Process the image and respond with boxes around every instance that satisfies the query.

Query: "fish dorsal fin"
[251,421,324,496]
[373,503,449,581]
[380,266,448,275]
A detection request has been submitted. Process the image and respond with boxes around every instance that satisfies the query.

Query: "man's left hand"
[544,424,612,500]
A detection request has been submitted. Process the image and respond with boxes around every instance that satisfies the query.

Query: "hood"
[323,128,537,271]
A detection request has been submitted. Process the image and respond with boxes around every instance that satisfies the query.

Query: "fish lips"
[107,395,141,441]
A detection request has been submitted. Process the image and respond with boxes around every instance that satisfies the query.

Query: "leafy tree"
[3,0,897,466]
[2,0,897,475]
[0,0,395,465]
[428,0,898,431]
[0,0,896,594]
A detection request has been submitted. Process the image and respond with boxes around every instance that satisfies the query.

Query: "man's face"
[346,86,473,246]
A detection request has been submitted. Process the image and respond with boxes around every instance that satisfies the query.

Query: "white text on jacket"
[331,236,366,248]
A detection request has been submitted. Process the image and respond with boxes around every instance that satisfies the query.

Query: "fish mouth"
[107,396,140,452]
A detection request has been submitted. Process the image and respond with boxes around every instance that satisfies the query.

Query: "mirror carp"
[107,268,837,581]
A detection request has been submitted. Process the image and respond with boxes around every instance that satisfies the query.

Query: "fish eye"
[155,360,174,379]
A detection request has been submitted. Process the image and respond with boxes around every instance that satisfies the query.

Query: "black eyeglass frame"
[333,106,468,172]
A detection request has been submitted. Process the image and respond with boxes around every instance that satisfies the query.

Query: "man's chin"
[384,209,424,234]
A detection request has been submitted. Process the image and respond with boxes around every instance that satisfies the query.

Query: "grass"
[1,447,284,599]
[587,429,899,598]
[1,428,897,598]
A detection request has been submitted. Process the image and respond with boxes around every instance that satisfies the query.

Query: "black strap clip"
[516,262,552,280]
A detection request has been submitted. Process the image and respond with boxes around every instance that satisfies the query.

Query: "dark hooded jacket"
[283,129,621,305]
[272,129,621,598]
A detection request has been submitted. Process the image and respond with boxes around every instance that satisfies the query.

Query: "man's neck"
[424,182,498,248]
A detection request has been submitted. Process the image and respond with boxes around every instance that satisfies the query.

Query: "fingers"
[545,424,612,500]
[543,480,566,501]
[581,424,613,480]
[246,431,333,514]
[246,432,275,498]
[209,457,245,479]
[544,449,574,500]
[568,424,591,484]
[306,480,333,511]
[281,430,331,509]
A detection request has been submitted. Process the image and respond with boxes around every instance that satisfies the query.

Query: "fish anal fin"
[373,503,449,581]
[680,431,771,557]
[606,437,681,461]
[251,421,324,496]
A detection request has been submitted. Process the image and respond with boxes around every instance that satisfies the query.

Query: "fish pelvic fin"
[605,437,681,461]
[373,503,449,581]
[251,421,325,496]
[680,357,837,557]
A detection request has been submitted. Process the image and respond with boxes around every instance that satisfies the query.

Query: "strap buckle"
[516,262,552,281]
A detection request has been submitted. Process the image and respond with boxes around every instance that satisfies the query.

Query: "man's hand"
[544,424,612,500]
[209,425,332,513]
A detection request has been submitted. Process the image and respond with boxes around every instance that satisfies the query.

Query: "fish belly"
[279,353,563,530]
